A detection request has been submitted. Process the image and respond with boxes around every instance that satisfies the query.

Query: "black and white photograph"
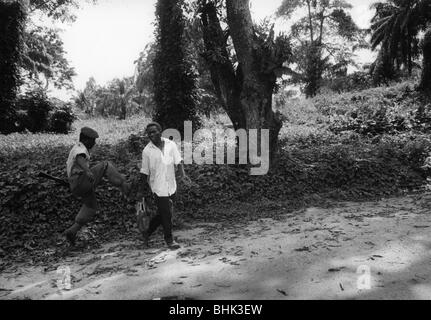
[2,0,431,304]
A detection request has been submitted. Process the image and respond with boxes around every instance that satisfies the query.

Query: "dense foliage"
[0,0,91,135]
[276,0,367,97]
[370,0,431,87]
[313,82,431,135]
[21,25,76,91]
[48,101,77,134]
[12,90,75,134]
[0,1,26,134]
[74,77,141,119]
[153,0,201,135]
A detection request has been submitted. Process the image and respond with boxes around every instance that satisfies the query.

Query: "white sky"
[46,0,376,99]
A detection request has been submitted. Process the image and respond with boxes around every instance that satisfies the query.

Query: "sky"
[44,0,376,99]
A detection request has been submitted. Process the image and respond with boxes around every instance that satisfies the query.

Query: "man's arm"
[176,162,186,178]
[76,154,94,182]
[176,161,192,186]
[136,173,151,199]
[137,149,152,200]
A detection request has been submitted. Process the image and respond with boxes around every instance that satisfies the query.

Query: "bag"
[136,197,151,236]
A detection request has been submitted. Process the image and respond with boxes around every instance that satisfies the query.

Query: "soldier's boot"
[63,223,82,246]
[64,205,96,246]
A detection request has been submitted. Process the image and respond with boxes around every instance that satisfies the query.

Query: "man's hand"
[180,175,192,187]
[176,162,193,187]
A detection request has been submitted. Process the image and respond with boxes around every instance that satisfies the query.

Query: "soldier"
[64,127,131,245]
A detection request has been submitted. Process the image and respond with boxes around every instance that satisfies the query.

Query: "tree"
[28,0,93,22]
[371,0,422,82]
[134,42,157,115]
[21,26,76,90]
[0,0,87,134]
[135,42,156,97]
[420,27,431,92]
[135,11,224,119]
[74,77,98,116]
[153,0,201,136]
[116,78,135,120]
[370,0,431,88]
[277,0,366,97]
[20,1,96,91]
[198,0,292,163]
[0,0,26,134]
[75,77,138,119]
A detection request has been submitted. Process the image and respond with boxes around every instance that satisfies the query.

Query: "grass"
[0,114,150,157]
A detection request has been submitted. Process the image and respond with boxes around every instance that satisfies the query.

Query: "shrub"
[48,104,76,134]
[15,90,53,133]
[313,82,431,136]
[322,71,374,94]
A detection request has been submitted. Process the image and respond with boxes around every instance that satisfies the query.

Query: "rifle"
[38,172,69,187]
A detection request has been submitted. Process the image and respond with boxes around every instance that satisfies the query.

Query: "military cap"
[80,127,99,139]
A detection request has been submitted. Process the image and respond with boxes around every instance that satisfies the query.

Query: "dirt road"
[2,193,431,300]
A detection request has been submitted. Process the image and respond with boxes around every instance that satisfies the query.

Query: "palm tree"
[370,0,431,89]
[420,26,431,91]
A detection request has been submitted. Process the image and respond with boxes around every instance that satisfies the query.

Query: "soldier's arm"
[76,154,94,180]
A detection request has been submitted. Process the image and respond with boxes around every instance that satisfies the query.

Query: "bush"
[322,71,374,94]
[48,104,76,134]
[15,90,53,133]
[5,91,76,135]
[311,82,431,136]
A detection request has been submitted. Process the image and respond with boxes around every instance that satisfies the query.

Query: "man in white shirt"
[64,127,131,246]
[139,122,191,249]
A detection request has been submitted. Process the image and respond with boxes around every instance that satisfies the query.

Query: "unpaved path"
[2,193,431,300]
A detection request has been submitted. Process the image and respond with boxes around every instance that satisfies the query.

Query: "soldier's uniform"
[64,127,130,244]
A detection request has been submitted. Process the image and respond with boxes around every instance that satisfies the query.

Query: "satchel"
[136,197,151,236]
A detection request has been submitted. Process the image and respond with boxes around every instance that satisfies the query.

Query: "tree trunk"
[200,0,285,167]
[372,46,394,86]
[119,100,126,120]
[0,1,26,134]
[419,27,431,92]
[153,0,200,137]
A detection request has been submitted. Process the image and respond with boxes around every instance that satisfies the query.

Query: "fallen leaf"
[277,289,288,296]
[295,246,310,252]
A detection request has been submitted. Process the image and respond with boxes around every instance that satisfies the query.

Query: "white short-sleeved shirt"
[141,138,182,197]
[66,142,90,178]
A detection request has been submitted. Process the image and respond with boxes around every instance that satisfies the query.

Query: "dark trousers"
[69,162,109,225]
[148,194,175,244]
